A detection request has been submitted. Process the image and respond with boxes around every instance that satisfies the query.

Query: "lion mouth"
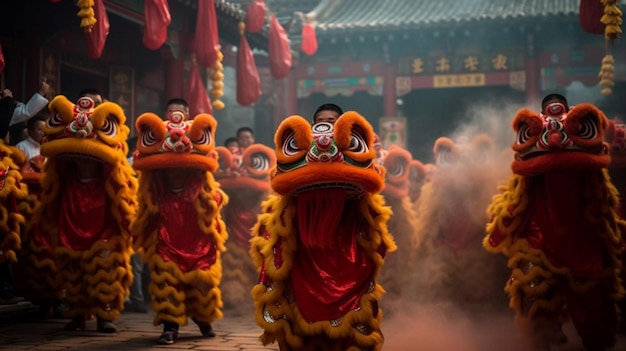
[294,182,362,195]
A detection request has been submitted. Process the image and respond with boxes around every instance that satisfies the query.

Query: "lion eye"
[349,132,367,153]
[195,128,212,145]
[516,122,532,145]
[282,131,299,156]
[141,130,158,147]
[101,117,117,137]
[47,112,64,127]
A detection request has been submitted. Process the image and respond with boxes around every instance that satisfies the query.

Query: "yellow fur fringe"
[131,171,229,326]
[249,194,395,350]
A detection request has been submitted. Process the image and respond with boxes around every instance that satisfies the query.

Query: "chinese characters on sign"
[433,74,486,88]
[403,53,516,75]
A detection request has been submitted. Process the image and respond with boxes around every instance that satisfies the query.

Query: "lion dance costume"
[15,150,62,308]
[484,98,625,350]
[411,135,510,312]
[250,112,396,351]
[0,142,29,303]
[214,143,275,313]
[32,95,137,332]
[375,145,419,300]
[131,111,228,345]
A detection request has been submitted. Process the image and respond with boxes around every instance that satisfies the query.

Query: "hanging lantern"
[76,0,97,32]
[268,15,292,80]
[84,0,109,59]
[236,22,262,106]
[579,0,606,34]
[598,0,623,95]
[142,0,171,50]
[301,22,318,56]
[186,59,213,117]
[246,0,267,33]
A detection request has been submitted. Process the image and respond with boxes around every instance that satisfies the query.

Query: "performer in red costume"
[484,94,626,350]
[411,135,510,313]
[250,112,396,351]
[131,110,228,345]
[32,96,137,332]
[214,143,275,314]
[376,144,419,300]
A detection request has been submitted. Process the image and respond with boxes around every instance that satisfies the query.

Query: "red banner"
[195,0,220,67]
[186,63,213,117]
[246,0,266,33]
[237,34,261,106]
[269,15,292,80]
[85,0,109,59]
[142,0,171,50]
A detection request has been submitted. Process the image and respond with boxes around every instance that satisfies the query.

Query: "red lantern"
[301,23,318,56]
[268,15,292,80]
[143,0,171,50]
[195,0,220,67]
[237,33,261,106]
[186,63,213,117]
[246,0,266,33]
[579,0,605,35]
[84,0,109,59]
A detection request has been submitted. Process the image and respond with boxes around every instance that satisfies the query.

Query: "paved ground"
[0,307,278,351]
[1,303,625,351]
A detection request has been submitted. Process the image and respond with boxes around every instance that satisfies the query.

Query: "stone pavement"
[0,308,279,351]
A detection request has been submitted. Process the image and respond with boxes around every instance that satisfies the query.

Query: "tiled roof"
[307,0,582,34]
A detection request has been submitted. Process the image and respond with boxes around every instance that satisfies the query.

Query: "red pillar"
[525,33,541,106]
[165,56,185,101]
[384,65,397,117]
[278,69,297,128]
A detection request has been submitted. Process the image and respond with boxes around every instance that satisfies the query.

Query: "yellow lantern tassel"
[76,0,97,32]
[210,50,225,110]
[598,0,621,95]
[598,54,615,96]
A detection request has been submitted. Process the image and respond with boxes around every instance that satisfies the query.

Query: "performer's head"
[313,103,343,125]
[541,93,569,116]
[165,98,190,121]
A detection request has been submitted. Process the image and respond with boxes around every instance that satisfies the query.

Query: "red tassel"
[268,15,292,80]
[301,23,318,56]
[142,0,171,50]
[0,39,5,74]
[186,63,213,117]
[236,34,261,106]
[84,0,109,59]
[195,0,220,67]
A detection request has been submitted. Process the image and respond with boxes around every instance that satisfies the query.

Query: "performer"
[408,159,427,205]
[0,141,29,304]
[484,94,626,350]
[131,110,228,345]
[250,112,396,351]
[411,135,510,313]
[32,95,137,332]
[214,143,275,314]
[376,144,419,300]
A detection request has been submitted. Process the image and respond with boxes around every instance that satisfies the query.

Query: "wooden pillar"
[525,33,541,106]
[280,69,297,127]
[383,64,397,117]
[162,31,185,101]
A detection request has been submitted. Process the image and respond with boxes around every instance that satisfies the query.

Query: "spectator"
[16,114,47,162]
[4,77,49,145]
[165,98,189,120]
[224,137,240,155]
[236,127,254,152]
[79,88,103,107]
